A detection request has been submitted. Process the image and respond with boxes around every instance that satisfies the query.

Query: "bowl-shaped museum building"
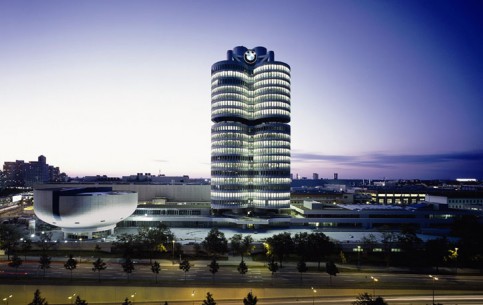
[34,187,138,239]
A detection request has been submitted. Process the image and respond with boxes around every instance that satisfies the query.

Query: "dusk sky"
[1,0,482,180]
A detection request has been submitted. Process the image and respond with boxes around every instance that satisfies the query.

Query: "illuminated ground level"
[2,284,482,305]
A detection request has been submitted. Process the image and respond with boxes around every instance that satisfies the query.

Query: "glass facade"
[211,46,291,210]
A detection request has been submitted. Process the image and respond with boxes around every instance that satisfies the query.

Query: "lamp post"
[454,247,459,275]
[311,287,317,305]
[68,293,75,304]
[429,275,438,305]
[356,245,362,270]
[172,240,176,263]
[2,295,12,305]
[67,293,76,305]
[191,290,195,305]
[130,293,136,305]
[371,276,378,297]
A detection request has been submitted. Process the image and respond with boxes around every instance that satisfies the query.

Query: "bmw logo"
[244,50,257,64]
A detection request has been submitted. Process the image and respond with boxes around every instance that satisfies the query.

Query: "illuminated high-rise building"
[211,46,291,211]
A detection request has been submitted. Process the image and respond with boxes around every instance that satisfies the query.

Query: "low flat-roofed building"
[290,201,479,232]
[291,189,353,206]
[426,190,483,211]
[356,186,427,205]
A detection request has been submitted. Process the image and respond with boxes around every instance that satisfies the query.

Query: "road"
[1,256,483,304]
[1,256,483,289]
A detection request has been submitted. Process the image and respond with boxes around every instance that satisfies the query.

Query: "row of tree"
[264,231,337,269]
[27,289,257,305]
[28,288,403,305]
[3,215,483,271]
[359,221,481,270]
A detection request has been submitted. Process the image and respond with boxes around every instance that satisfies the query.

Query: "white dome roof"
[34,187,138,233]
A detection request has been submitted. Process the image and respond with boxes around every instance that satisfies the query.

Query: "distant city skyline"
[1,1,482,180]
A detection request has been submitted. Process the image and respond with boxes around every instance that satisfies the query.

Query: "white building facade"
[34,187,137,239]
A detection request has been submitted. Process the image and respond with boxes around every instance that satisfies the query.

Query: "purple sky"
[1,0,482,180]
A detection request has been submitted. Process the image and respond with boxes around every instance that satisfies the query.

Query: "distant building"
[121,173,208,184]
[2,155,66,187]
[426,191,483,211]
[356,186,427,204]
[313,173,319,180]
[211,46,291,211]
[36,182,482,233]
[290,202,478,232]
[290,189,353,205]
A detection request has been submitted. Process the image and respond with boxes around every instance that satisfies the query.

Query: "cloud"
[292,150,483,169]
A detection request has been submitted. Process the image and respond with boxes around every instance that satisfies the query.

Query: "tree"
[296,260,308,282]
[352,293,388,305]
[308,232,335,270]
[294,232,310,260]
[122,257,135,282]
[267,258,279,285]
[267,258,279,276]
[326,261,339,285]
[241,235,254,258]
[28,289,48,305]
[202,228,228,258]
[21,237,32,260]
[208,257,219,282]
[361,234,378,257]
[8,253,23,277]
[64,254,78,281]
[380,230,398,267]
[201,292,216,305]
[92,257,107,282]
[230,234,242,256]
[0,223,21,259]
[265,232,293,268]
[425,237,450,272]
[38,232,57,253]
[113,233,138,258]
[231,234,254,260]
[121,298,132,305]
[243,291,258,305]
[238,260,248,275]
[451,215,483,267]
[39,253,51,277]
[137,224,174,262]
[74,296,88,305]
[179,258,191,280]
[151,261,161,283]
[94,244,102,254]
[397,228,423,267]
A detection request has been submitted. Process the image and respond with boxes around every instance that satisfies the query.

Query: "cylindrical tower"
[211,46,291,211]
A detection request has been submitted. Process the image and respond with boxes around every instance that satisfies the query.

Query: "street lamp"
[191,290,195,305]
[429,275,438,305]
[172,239,176,263]
[130,293,136,305]
[371,276,379,297]
[454,247,459,275]
[356,245,362,270]
[311,287,317,305]
[68,293,76,305]
[2,295,12,305]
